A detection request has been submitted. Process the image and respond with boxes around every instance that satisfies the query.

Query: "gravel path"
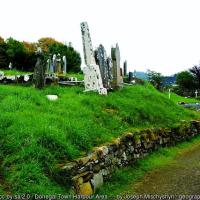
[132,145,200,195]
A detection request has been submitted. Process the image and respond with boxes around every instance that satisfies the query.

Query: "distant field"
[0,83,199,194]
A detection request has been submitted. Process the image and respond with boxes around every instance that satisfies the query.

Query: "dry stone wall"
[58,120,200,195]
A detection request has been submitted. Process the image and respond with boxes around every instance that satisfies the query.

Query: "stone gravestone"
[80,22,107,95]
[33,47,45,89]
[56,53,62,74]
[123,60,127,76]
[128,72,134,82]
[111,44,123,89]
[95,44,111,89]
[63,56,67,74]
[46,59,50,73]
[107,57,113,84]
[52,54,57,73]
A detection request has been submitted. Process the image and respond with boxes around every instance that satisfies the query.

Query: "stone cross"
[80,22,107,95]
[195,90,198,98]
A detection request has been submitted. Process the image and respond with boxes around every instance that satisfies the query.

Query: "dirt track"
[132,145,200,195]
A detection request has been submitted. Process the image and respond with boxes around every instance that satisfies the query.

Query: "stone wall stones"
[59,120,200,195]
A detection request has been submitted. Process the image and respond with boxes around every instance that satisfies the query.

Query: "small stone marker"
[24,75,30,82]
[195,90,198,98]
[169,89,171,99]
[8,62,12,70]
[46,95,58,101]
[0,71,4,80]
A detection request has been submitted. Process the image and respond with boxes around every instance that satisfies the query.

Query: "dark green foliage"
[48,43,81,73]
[190,65,200,88]
[0,36,81,73]
[0,41,8,68]
[147,70,163,90]
[175,71,197,96]
[6,38,28,70]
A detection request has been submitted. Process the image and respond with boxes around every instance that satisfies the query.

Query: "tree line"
[0,36,81,72]
[147,65,200,97]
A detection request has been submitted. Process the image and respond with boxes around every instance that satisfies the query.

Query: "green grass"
[0,83,199,194]
[165,92,200,104]
[0,69,32,75]
[97,135,200,198]
[66,72,84,80]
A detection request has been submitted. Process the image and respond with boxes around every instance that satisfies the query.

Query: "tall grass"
[0,83,199,194]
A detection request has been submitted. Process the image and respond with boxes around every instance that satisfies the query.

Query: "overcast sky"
[1,0,200,75]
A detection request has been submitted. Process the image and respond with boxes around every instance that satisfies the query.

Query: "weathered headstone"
[52,54,57,73]
[95,44,112,89]
[123,60,127,76]
[33,47,45,89]
[56,53,62,74]
[129,72,134,82]
[111,44,123,89]
[80,22,107,95]
[107,57,113,83]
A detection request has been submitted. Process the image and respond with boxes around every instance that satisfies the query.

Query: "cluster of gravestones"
[46,53,67,74]
[80,22,128,95]
[33,48,72,88]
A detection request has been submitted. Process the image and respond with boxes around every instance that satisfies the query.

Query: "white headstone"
[195,90,198,98]
[63,56,67,74]
[0,71,4,80]
[8,62,12,70]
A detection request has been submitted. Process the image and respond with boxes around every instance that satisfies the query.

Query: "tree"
[23,41,37,71]
[189,65,200,88]
[39,38,81,72]
[6,37,27,70]
[147,70,163,90]
[0,36,4,44]
[0,36,8,68]
[175,71,197,96]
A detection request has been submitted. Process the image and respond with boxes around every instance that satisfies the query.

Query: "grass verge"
[97,135,200,198]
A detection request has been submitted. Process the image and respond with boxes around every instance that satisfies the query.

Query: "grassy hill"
[0,83,199,194]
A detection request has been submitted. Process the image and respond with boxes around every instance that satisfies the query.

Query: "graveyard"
[1,22,200,196]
